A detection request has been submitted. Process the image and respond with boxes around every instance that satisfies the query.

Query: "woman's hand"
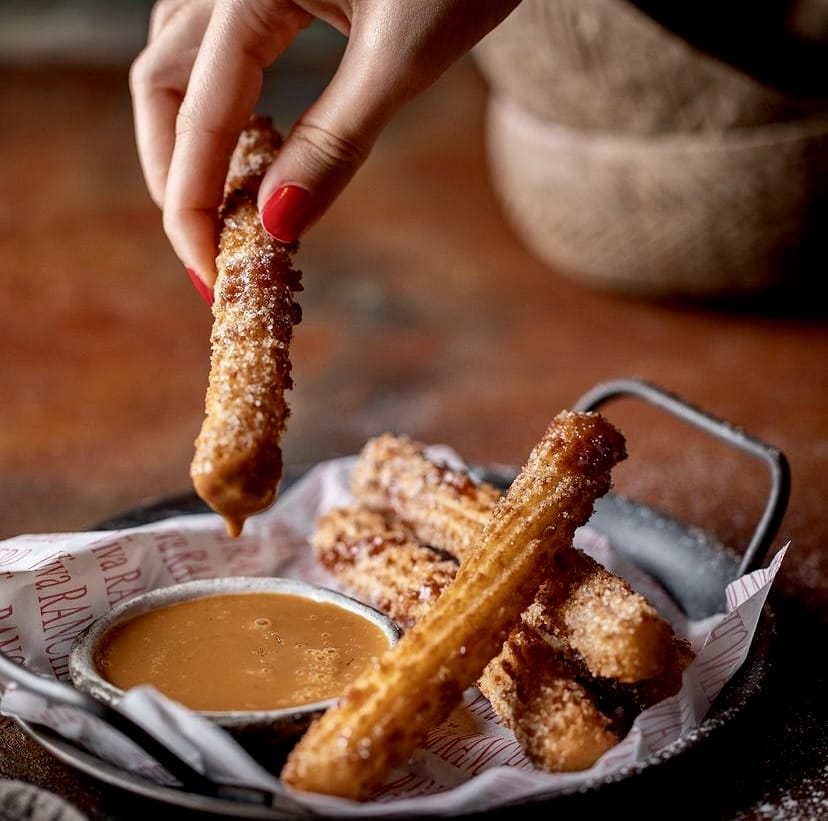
[129,0,519,295]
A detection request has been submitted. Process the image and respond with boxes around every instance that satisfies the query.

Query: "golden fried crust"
[312,429,694,778]
[311,503,621,770]
[350,433,500,562]
[311,505,459,630]
[280,411,627,800]
[311,500,693,771]
[479,628,620,772]
[522,548,674,683]
[350,431,686,684]
[189,117,303,537]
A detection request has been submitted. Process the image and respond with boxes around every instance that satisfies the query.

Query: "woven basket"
[473,0,828,135]
[474,0,828,297]
[485,94,828,298]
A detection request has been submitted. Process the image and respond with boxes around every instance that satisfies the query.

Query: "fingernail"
[186,267,214,306]
[261,185,313,243]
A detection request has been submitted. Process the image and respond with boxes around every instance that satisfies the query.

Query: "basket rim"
[488,93,828,155]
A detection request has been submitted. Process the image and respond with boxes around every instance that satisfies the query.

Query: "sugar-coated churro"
[350,431,687,684]
[280,410,627,799]
[479,627,621,772]
[311,504,458,630]
[311,498,691,773]
[190,116,303,537]
[521,548,673,683]
[350,433,500,561]
[314,503,623,772]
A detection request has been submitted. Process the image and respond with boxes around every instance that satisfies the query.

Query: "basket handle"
[573,378,790,578]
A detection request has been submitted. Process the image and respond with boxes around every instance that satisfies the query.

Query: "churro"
[313,503,623,772]
[280,410,627,799]
[311,504,458,630]
[522,548,671,683]
[350,432,687,684]
[350,433,500,561]
[479,627,621,772]
[190,116,303,537]
[311,499,691,773]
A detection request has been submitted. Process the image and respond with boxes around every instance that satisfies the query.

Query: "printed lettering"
[374,773,440,799]
[39,586,88,618]
[425,727,526,774]
[157,545,211,583]
[35,574,72,590]
[92,542,129,572]
[33,553,75,591]
[223,543,266,575]
[697,612,750,700]
[41,604,89,629]
[0,626,24,663]
[464,693,500,723]
[155,533,189,552]
[105,568,145,604]
[44,622,93,656]
[37,585,93,681]
[50,655,70,679]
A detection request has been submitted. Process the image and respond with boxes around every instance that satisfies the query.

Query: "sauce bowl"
[68,577,402,757]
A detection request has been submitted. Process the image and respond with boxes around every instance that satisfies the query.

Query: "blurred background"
[0,0,350,536]
[0,0,826,620]
[0,1,150,66]
[1,4,827,817]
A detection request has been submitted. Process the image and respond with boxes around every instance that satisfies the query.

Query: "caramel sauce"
[94,592,390,711]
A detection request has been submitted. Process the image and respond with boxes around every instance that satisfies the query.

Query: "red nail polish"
[186,267,214,306]
[261,185,313,243]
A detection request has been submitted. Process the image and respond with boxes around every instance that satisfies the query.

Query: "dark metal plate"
[14,380,787,817]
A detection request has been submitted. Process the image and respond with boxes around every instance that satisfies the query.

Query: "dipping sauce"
[93,592,391,711]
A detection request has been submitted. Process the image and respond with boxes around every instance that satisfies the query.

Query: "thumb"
[258,32,413,243]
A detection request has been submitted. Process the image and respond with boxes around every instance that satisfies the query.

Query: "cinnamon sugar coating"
[312,505,458,630]
[479,627,621,772]
[190,117,302,537]
[306,425,694,780]
[349,430,691,685]
[350,433,500,561]
[281,410,627,800]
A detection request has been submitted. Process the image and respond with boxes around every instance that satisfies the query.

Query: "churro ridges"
[350,431,687,685]
[310,499,693,767]
[311,502,689,773]
[190,117,303,537]
[350,433,500,562]
[311,427,695,783]
[479,627,621,772]
[280,411,627,800]
[522,548,674,683]
[311,505,458,630]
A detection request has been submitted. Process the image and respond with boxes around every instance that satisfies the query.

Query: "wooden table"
[1,53,826,821]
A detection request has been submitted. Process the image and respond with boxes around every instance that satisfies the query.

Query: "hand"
[129,0,519,295]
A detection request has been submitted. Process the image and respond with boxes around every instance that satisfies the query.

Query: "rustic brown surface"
[0,57,826,821]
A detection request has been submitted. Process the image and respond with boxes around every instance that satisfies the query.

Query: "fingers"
[161,0,311,286]
[131,0,520,293]
[257,0,522,242]
[129,0,214,209]
[130,0,310,288]
[257,30,404,242]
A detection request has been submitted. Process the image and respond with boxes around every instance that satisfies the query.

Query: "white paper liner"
[0,452,788,817]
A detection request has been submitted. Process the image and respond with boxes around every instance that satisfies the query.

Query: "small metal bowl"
[68,577,402,759]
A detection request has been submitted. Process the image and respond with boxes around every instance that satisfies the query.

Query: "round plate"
[15,472,776,818]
